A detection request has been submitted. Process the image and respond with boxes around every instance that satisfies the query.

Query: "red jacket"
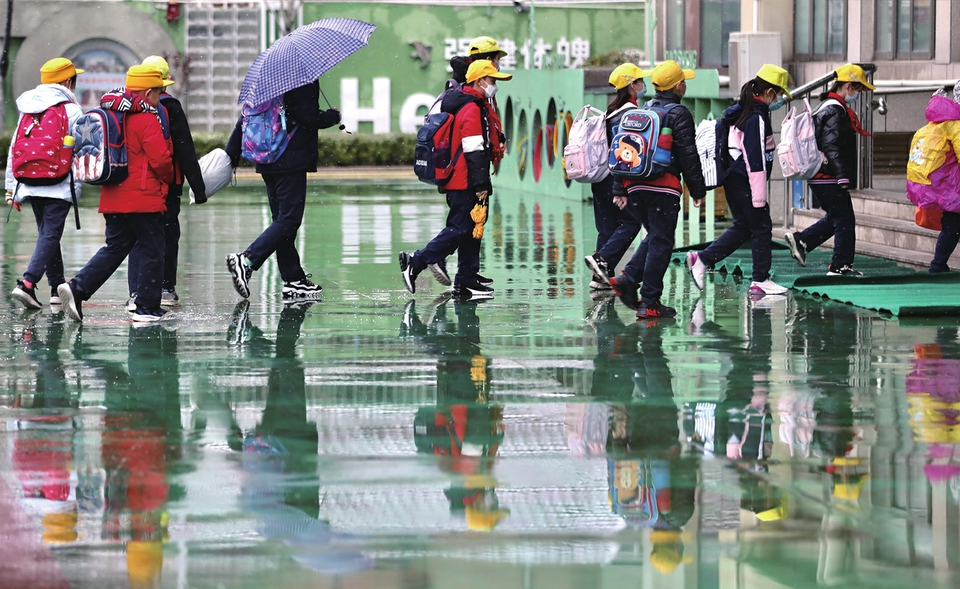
[99,110,173,214]
[439,85,492,193]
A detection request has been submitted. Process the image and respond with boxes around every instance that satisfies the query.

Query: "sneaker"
[452,281,494,300]
[826,264,864,277]
[584,254,611,285]
[749,292,784,308]
[688,297,706,335]
[636,300,677,319]
[58,283,83,322]
[399,251,420,294]
[589,274,612,291]
[131,306,169,323]
[749,279,789,295]
[226,252,253,299]
[50,287,62,306]
[609,275,639,310]
[428,259,452,286]
[227,300,251,345]
[784,232,807,266]
[11,280,42,310]
[686,251,707,291]
[476,274,494,286]
[125,293,138,313]
[161,288,180,306]
[282,275,323,299]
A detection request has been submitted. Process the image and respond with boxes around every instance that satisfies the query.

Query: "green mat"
[671,243,960,317]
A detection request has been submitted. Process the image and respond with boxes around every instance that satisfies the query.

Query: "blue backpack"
[72,109,128,185]
[608,102,681,180]
[241,98,295,164]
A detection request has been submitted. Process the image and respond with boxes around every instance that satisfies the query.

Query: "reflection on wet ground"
[1,181,958,589]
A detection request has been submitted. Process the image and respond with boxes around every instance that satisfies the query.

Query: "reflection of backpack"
[777,98,823,180]
[241,97,295,164]
[563,105,610,183]
[695,116,731,190]
[608,102,680,179]
[72,108,129,185]
[11,103,73,186]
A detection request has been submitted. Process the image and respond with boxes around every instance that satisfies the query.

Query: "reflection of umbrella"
[239,17,376,107]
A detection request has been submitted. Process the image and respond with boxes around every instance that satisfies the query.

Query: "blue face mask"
[844,91,859,105]
[769,94,786,111]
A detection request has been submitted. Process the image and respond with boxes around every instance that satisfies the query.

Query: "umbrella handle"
[319,83,351,134]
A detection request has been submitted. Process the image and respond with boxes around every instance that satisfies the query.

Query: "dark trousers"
[931,210,960,273]
[699,172,773,282]
[128,192,181,294]
[24,198,72,290]
[72,213,165,309]
[799,184,856,268]
[622,189,681,305]
[593,175,642,269]
[413,189,481,286]
[246,172,308,283]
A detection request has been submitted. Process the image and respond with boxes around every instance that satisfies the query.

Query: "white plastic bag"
[190,148,234,204]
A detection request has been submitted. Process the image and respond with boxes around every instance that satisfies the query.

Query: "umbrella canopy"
[238,17,376,107]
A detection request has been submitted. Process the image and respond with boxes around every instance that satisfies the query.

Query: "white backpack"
[563,105,610,183]
[777,98,824,180]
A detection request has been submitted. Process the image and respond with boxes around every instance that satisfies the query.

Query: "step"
[849,188,915,221]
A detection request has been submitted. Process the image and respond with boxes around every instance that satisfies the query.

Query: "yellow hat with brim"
[142,55,170,79]
[608,63,651,91]
[465,505,510,531]
[468,36,508,59]
[40,57,84,85]
[835,63,875,91]
[651,60,696,91]
[126,64,175,90]
[755,501,788,522]
[756,63,792,99]
[466,60,512,84]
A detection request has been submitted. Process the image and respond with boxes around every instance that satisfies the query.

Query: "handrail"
[788,63,877,100]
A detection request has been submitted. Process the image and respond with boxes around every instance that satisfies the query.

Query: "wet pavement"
[1,180,958,589]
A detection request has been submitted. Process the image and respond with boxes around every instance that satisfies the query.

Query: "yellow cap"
[756,63,792,98]
[834,63,875,91]
[755,501,788,522]
[126,541,163,589]
[40,57,84,85]
[468,36,508,59]
[465,505,510,531]
[608,63,651,91]
[142,55,170,79]
[651,60,696,91]
[466,60,512,84]
[126,64,175,90]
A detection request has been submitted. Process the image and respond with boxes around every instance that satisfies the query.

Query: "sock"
[23,279,34,289]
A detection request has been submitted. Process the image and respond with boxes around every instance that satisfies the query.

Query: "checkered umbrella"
[238,17,376,107]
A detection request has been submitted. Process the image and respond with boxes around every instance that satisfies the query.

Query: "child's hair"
[607,86,636,116]
[736,77,780,128]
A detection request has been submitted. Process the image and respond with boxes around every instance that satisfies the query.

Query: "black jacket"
[226,80,342,174]
[160,94,206,202]
[814,99,858,188]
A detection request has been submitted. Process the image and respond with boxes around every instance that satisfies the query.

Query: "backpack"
[907,122,953,185]
[414,98,486,187]
[11,103,73,186]
[241,97,295,165]
[695,116,731,190]
[72,108,129,185]
[563,105,610,183]
[777,98,823,180]
[607,102,680,180]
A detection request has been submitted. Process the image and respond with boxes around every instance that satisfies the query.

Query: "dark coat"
[814,99,858,188]
[159,93,206,202]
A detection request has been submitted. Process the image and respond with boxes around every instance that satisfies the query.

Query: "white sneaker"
[749,280,788,295]
[686,251,707,291]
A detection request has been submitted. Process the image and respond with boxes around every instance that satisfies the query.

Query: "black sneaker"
[125,293,137,312]
[161,288,180,306]
[58,282,83,322]
[227,300,251,345]
[226,253,253,298]
[132,306,170,323]
[784,232,807,267]
[399,251,420,294]
[452,281,494,300]
[11,280,42,310]
[476,274,494,286]
[589,274,611,291]
[50,287,62,306]
[636,300,677,319]
[826,264,864,277]
[428,259,452,286]
[282,275,323,299]
[584,254,611,285]
[609,275,639,310]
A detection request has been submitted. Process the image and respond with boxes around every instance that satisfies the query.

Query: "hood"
[925,93,960,124]
[16,84,78,114]
[440,84,485,114]
[721,102,743,124]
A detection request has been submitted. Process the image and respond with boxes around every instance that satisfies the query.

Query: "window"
[794,0,846,61]
[664,0,686,53]
[700,0,739,68]
[875,0,934,60]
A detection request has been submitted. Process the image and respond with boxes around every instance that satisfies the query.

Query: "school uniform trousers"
[411,189,481,285]
[798,183,856,268]
[621,189,681,305]
[592,174,642,269]
[24,197,72,290]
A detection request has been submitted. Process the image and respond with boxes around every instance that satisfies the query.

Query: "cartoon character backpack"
[11,102,74,186]
[72,109,129,185]
[241,97,295,165]
[608,102,680,179]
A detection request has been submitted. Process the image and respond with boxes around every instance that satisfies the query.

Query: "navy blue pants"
[699,171,773,282]
[931,210,960,273]
[24,197,71,290]
[592,175,642,269]
[412,189,481,286]
[800,183,856,268]
[246,172,308,283]
[128,192,181,294]
[72,213,165,309]
[622,189,680,305]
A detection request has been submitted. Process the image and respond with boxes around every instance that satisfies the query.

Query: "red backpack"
[11,103,73,186]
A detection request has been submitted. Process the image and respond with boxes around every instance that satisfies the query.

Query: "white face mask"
[484,81,498,99]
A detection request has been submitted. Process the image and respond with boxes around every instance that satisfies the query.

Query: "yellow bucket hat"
[40,57,84,85]
[142,55,171,79]
[608,63,651,91]
[835,63,875,90]
[126,64,175,90]
[756,63,792,98]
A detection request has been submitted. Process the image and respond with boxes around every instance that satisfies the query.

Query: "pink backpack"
[11,103,73,186]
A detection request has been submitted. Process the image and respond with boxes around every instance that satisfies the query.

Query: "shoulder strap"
[814,98,843,115]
